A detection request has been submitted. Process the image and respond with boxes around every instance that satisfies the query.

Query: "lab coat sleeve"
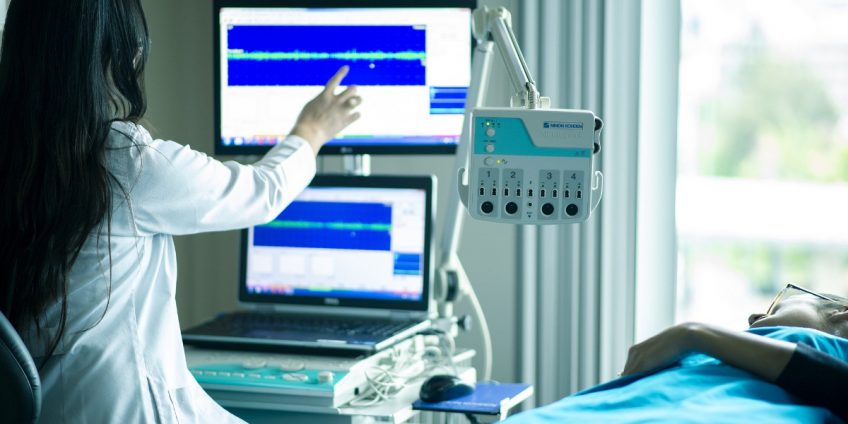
[125,124,316,236]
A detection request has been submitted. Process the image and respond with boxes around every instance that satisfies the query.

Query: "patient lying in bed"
[505,285,848,423]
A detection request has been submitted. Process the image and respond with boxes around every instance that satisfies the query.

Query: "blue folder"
[413,382,533,415]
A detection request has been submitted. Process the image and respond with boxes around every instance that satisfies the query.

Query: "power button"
[485,127,496,137]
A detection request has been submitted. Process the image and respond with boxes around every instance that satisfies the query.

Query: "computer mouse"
[419,374,475,403]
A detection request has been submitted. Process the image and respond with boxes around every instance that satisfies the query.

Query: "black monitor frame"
[238,174,436,312]
[213,0,477,156]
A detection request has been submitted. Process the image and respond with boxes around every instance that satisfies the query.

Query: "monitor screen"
[241,176,433,310]
[214,1,475,155]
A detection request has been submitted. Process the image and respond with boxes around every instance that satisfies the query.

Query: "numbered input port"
[505,202,518,215]
[481,201,494,214]
[565,204,579,217]
[541,203,555,216]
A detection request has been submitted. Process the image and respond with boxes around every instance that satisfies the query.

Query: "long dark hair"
[0,0,149,362]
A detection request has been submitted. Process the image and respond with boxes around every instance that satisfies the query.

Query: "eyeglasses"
[766,283,848,316]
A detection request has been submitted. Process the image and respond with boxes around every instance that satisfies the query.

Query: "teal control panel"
[186,348,371,409]
[190,363,346,392]
[460,107,603,224]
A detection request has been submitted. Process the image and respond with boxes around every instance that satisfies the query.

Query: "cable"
[347,333,458,408]
[591,170,604,212]
[350,345,420,407]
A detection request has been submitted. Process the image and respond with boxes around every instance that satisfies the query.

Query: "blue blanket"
[505,327,848,423]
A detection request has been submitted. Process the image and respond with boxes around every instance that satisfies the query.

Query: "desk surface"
[186,343,477,424]
[229,365,477,424]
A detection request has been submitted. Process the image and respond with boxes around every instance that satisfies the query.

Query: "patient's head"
[749,293,848,338]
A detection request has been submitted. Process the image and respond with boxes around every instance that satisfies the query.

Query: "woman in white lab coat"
[0,1,360,422]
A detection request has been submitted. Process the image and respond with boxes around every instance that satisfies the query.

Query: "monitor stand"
[342,154,371,176]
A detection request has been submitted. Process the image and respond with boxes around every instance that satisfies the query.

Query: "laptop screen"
[239,175,434,311]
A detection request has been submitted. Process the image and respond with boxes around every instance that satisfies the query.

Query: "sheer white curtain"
[634,0,681,345]
[515,0,680,406]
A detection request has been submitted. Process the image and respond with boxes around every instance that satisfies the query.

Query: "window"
[676,0,848,328]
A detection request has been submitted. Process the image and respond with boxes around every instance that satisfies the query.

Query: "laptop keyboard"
[211,312,414,338]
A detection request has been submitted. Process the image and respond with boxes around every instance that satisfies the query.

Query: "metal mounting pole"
[434,40,493,316]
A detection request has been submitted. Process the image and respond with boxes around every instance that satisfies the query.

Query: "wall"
[1,0,6,36]
[142,0,521,383]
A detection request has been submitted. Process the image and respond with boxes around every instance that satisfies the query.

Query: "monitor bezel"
[213,0,476,156]
[238,174,436,311]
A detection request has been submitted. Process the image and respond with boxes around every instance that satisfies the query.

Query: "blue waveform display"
[253,201,392,251]
[393,253,422,276]
[429,87,468,114]
[227,25,426,86]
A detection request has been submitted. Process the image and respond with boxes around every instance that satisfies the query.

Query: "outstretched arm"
[121,66,361,236]
[622,322,848,421]
[621,322,795,381]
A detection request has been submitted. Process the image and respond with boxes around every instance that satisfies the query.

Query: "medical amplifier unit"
[459,107,603,224]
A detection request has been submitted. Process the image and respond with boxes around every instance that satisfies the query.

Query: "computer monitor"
[214,0,475,155]
[239,175,435,311]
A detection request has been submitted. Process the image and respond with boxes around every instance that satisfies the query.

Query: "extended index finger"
[323,65,350,96]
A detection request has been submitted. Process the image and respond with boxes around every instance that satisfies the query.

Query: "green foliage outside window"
[699,52,840,181]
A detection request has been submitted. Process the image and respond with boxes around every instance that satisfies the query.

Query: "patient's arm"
[621,322,795,381]
[623,323,848,421]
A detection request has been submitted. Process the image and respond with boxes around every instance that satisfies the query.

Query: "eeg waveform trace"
[253,201,393,251]
[228,50,426,62]
[252,200,423,279]
[227,25,427,86]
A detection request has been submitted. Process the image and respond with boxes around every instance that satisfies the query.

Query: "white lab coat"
[21,121,316,423]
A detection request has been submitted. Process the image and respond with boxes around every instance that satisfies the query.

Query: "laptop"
[182,175,436,354]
